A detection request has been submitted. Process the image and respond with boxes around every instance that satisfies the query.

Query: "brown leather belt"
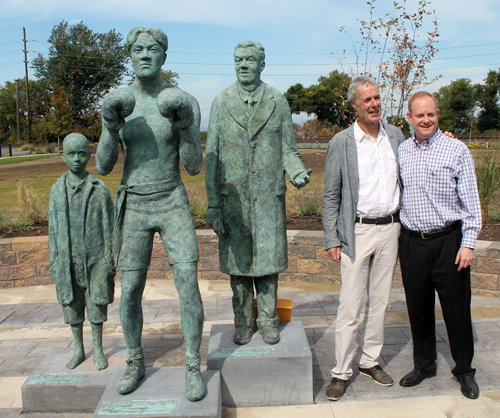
[355,212,400,225]
[401,221,460,240]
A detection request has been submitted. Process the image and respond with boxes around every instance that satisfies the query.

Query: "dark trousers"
[399,226,475,377]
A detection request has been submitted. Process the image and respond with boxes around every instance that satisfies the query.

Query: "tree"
[46,84,74,146]
[31,21,128,127]
[476,69,500,133]
[0,78,51,143]
[161,70,179,86]
[337,0,440,122]
[285,70,355,128]
[435,78,477,134]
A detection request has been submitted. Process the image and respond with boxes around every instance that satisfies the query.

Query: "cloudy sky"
[1,0,500,128]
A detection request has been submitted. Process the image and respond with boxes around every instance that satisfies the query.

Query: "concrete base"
[22,346,127,413]
[93,367,221,418]
[207,320,313,407]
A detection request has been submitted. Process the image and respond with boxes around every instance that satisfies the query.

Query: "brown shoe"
[325,377,349,401]
[359,365,394,386]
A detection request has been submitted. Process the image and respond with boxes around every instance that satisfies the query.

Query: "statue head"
[126,27,168,80]
[62,133,90,177]
[234,41,265,91]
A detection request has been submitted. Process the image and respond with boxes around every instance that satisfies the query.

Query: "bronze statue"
[205,41,311,345]
[96,27,205,401]
[49,133,115,371]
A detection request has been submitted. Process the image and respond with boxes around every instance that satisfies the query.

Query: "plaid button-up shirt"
[399,128,482,249]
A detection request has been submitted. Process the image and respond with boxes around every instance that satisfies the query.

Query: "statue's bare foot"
[116,357,145,394]
[185,367,205,402]
[66,350,85,369]
[93,350,108,371]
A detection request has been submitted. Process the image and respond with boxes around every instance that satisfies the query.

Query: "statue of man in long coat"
[206,41,311,345]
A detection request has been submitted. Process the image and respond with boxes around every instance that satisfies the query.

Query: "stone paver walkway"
[1,279,500,417]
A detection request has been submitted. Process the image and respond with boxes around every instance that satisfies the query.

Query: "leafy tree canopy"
[284,70,355,128]
[31,20,129,127]
[475,69,500,133]
[435,78,477,134]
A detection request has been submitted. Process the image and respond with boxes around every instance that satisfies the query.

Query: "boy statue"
[49,133,115,371]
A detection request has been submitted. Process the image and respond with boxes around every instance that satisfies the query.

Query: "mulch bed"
[4,217,499,241]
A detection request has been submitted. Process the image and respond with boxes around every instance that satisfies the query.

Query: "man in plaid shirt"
[398,91,482,399]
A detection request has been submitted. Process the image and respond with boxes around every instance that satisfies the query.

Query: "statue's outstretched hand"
[206,207,226,236]
[289,168,312,189]
[157,88,194,130]
[102,89,135,132]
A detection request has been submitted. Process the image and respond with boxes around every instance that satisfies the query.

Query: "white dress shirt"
[354,120,400,218]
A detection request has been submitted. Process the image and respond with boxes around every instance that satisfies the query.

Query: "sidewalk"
[0,279,499,417]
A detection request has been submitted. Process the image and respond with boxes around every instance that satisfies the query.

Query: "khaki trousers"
[332,222,400,380]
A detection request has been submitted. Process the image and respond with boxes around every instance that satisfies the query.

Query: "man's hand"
[327,246,341,262]
[442,131,456,139]
[206,207,226,236]
[102,89,135,133]
[455,247,474,271]
[289,169,312,189]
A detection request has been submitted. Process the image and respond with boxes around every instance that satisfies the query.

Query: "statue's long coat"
[206,82,307,277]
[49,172,115,306]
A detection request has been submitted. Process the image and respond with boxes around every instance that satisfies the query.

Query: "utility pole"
[16,80,21,143]
[23,27,32,143]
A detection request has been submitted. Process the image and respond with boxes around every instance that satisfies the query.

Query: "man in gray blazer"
[323,76,405,401]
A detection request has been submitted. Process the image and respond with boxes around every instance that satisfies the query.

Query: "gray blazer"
[322,123,405,257]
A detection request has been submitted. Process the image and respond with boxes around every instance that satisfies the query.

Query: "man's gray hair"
[126,27,168,54]
[347,76,378,104]
[234,41,265,62]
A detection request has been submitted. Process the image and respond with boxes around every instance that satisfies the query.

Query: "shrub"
[46,143,56,153]
[490,210,500,222]
[296,187,323,217]
[15,182,48,225]
[475,154,500,219]
[19,144,35,152]
[0,209,30,238]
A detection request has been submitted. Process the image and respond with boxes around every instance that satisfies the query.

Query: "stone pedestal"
[22,346,127,413]
[207,321,313,407]
[93,367,221,418]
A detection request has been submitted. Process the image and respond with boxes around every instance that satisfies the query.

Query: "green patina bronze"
[49,133,115,372]
[205,41,312,346]
[97,400,177,416]
[211,348,274,358]
[95,27,205,401]
[27,374,90,385]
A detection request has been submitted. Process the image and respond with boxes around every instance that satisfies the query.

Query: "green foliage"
[476,69,500,133]
[161,70,180,86]
[200,131,208,142]
[0,78,52,143]
[190,199,208,227]
[435,78,477,134]
[0,208,30,238]
[285,71,355,128]
[296,187,323,217]
[386,116,410,136]
[490,210,500,222]
[46,143,56,153]
[46,84,74,142]
[31,20,128,127]
[475,153,500,218]
[19,144,35,152]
